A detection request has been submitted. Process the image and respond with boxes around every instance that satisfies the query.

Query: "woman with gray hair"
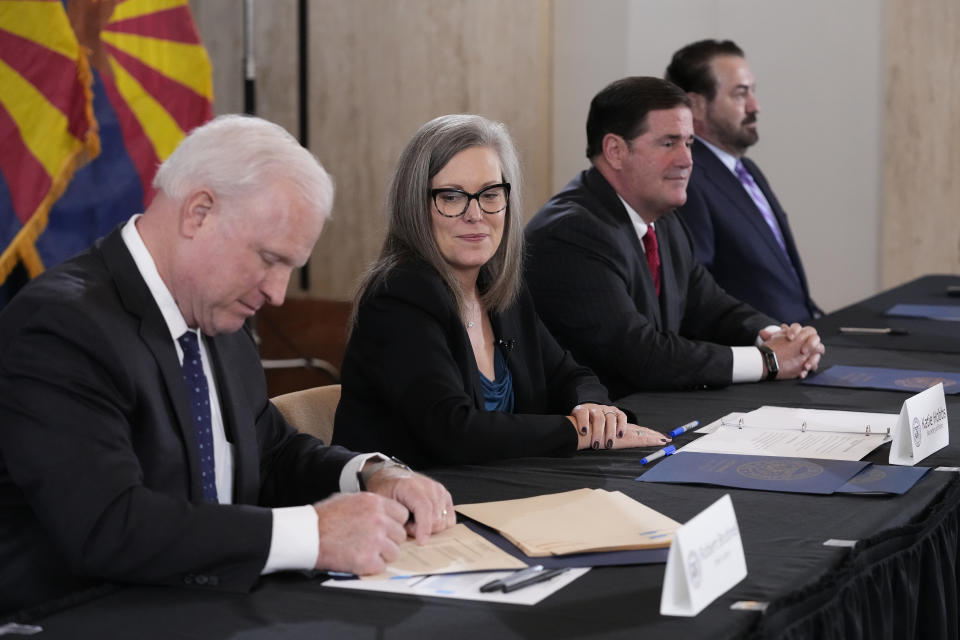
[333,114,668,468]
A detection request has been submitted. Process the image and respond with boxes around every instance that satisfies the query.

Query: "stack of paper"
[456,488,680,556]
[680,406,897,461]
[361,523,526,580]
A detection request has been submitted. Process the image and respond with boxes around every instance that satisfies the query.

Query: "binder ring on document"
[719,417,889,437]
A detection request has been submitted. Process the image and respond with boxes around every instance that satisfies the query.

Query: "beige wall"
[193,0,551,301]
[882,0,960,287]
[193,0,958,310]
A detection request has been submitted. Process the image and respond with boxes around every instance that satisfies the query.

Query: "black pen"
[502,568,569,593]
[839,327,909,336]
[479,565,543,593]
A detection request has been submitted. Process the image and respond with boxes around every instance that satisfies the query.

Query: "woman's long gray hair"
[356,114,524,318]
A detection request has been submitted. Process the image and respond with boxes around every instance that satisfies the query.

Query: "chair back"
[271,384,341,444]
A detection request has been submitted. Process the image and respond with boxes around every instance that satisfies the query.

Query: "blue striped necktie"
[177,331,218,503]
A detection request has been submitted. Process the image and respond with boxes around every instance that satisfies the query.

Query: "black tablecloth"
[814,274,960,353]
[7,277,960,639]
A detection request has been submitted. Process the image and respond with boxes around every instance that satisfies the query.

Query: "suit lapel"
[490,308,527,406]
[205,335,259,504]
[742,157,811,295]
[584,168,663,328]
[653,220,676,329]
[693,142,797,279]
[99,228,205,503]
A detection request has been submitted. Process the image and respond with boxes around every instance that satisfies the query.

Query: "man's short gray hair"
[153,114,334,218]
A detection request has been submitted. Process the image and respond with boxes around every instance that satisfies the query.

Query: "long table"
[8,276,960,639]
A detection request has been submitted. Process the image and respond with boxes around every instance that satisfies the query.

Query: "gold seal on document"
[894,376,957,390]
[736,460,823,482]
[846,467,887,485]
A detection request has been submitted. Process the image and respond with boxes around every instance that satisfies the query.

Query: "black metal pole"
[243,0,256,115]
[297,0,311,291]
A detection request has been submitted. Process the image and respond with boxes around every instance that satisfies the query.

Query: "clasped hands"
[759,322,825,380]
[312,463,454,576]
[568,402,670,450]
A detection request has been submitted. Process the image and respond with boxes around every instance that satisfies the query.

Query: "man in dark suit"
[666,39,821,324]
[525,77,823,398]
[0,115,453,614]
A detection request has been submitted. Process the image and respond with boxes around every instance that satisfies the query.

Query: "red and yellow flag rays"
[97,0,212,203]
[0,0,98,280]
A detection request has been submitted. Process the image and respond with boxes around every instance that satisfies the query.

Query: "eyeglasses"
[430,183,511,218]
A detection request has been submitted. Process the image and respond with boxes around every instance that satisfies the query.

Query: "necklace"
[464,298,481,330]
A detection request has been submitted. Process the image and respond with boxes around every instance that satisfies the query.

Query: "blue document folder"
[636,452,869,494]
[836,465,931,495]
[885,303,960,321]
[801,365,960,395]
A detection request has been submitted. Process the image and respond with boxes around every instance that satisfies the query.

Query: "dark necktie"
[642,224,661,297]
[177,331,218,503]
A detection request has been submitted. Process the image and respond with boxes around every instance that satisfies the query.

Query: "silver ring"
[603,410,617,416]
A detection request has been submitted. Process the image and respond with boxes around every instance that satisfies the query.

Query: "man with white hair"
[0,115,454,613]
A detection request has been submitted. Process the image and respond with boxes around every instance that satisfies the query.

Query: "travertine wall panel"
[305,0,551,299]
[882,0,960,286]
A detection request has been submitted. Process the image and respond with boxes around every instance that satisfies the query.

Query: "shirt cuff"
[263,505,319,574]
[339,452,385,493]
[731,346,765,383]
[262,452,388,575]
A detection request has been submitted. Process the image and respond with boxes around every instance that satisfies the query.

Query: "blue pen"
[668,420,699,438]
[639,444,676,465]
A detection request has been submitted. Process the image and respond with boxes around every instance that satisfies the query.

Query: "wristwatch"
[357,455,412,490]
[757,345,779,381]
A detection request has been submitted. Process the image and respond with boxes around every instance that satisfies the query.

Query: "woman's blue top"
[480,345,515,413]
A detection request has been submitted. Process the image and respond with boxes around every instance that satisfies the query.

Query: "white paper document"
[660,494,747,617]
[323,568,590,606]
[680,406,896,461]
[361,523,526,580]
[740,406,899,434]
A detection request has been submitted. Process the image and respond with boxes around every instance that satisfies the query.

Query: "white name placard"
[890,383,949,466]
[660,494,747,617]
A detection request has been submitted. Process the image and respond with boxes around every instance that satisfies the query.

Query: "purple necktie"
[178,331,218,503]
[734,159,788,254]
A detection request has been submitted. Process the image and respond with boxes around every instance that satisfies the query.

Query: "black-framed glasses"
[430,183,511,218]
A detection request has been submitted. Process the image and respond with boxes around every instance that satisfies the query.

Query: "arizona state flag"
[0,0,213,305]
[0,0,99,286]
[37,0,213,277]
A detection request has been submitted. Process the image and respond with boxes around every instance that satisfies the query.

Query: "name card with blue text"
[890,383,949,466]
[660,494,746,617]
